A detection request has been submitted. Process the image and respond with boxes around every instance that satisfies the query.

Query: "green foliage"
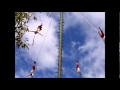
[15,12,37,50]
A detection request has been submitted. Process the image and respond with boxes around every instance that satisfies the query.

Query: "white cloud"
[39,70,57,78]
[63,12,105,78]
[16,12,58,73]
[15,74,20,78]
[71,41,80,48]
[20,69,29,77]
[15,69,29,78]
[16,12,105,78]
[78,12,105,31]
[77,28,105,78]
[64,12,105,33]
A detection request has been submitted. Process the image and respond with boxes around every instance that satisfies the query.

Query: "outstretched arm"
[38,32,43,36]
[99,27,104,34]
[99,27,103,32]
[99,27,102,30]
[29,31,36,32]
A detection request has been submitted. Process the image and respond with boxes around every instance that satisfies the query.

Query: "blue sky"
[15,12,105,78]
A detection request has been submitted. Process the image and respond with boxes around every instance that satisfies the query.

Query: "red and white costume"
[76,62,80,73]
[28,62,36,78]
[98,27,105,43]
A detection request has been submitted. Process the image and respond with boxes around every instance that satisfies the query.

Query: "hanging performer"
[29,23,43,45]
[76,60,82,77]
[98,27,105,43]
[30,23,43,34]
[28,61,36,78]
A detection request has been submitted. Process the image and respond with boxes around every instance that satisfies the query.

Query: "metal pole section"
[119,42,120,78]
[119,13,120,77]
[58,12,63,78]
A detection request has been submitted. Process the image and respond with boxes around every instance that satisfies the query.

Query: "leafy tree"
[15,12,38,50]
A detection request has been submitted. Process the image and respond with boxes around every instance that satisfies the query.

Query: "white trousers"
[103,36,105,43]
[77,68,80,73]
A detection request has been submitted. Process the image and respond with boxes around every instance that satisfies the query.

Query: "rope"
[32,13,55,78]
[68,29,77,60]
[32,34,36,46]
[35,15,53,62]
[79,13,98,32]
[64,12,77,60]
[30,12,52,46]
[65,12,85,78]
[27,12,52,78]
[42,12,51,23]
[28,12,51,31]
[79,13,105,44]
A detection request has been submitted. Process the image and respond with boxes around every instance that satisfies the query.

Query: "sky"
[15,12,105,78]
